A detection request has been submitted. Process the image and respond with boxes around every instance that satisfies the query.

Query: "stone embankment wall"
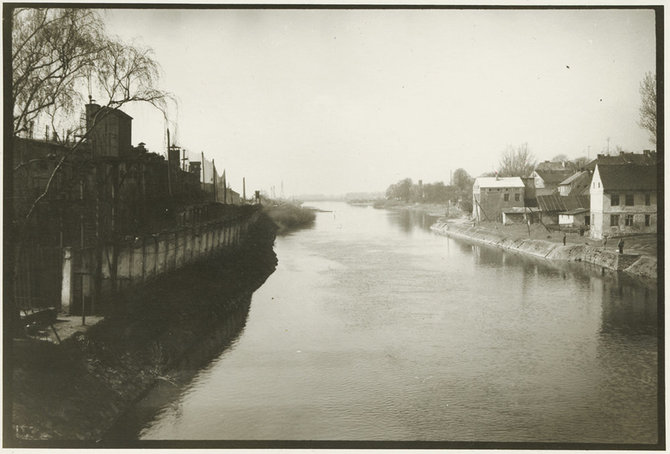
[430,221,657,282]
[62,207,264,313]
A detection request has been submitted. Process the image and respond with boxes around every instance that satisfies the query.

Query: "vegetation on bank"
[381,170,474,214]
[262,200,316,233]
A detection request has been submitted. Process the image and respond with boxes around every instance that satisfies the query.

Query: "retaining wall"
[62,208,263,313]
[430,221,657,282]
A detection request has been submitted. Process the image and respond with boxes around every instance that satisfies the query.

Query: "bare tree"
[12,8,103,137]
[638,71,656,145]
[497,143,537,177]
[11,7,172,221]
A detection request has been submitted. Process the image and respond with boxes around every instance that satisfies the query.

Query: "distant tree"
[497,143,537,177]
[452,168,474,192]
[396,178,413,202]
[551,154,569,162]
[571,156,591,170]
[422,182,456,203]
[638,71,656,145]
[385,178,413,202]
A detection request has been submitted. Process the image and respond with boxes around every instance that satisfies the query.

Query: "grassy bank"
[263,202,316,233]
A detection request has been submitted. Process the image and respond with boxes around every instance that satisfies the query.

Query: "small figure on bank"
[562,232,567,246]
[603,235,608,248]
[618,238,624,254]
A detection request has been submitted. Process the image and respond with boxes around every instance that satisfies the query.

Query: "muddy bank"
[9,214,278,446]
[430,221,657,283]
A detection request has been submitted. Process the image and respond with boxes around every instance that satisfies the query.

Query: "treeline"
[384,168,474,212]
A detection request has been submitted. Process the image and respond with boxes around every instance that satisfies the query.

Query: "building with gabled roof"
[589,163,657,239]
[585,150,656,170]
[531,163,575,195]
[558,170,591,196]
[472,176,525,222]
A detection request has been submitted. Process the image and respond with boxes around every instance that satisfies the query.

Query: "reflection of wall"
[599,276,657,336]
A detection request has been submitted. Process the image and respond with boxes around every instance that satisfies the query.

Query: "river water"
[116,201,658,444]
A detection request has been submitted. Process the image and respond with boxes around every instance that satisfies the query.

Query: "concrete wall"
[430,221,656,282]
[63,211,261,312]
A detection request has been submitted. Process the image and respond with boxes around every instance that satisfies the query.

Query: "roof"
[559,170,588,186]
[559,171,592,196]
[596,164,657,191]
[534,168,574,185]
[536,194,590,212]
[536,161,569,171]
[561,208,589,215]
[474,176,525,189]
[585,151,656,170]
[502,207,529,214]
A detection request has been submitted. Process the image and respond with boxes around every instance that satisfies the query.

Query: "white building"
[589,164,657,239]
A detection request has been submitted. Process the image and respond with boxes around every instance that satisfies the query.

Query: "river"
[112,201,658,444]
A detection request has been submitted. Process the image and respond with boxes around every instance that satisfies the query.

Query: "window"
[504,193,510,201]
[610,214,619,227]
[514,193,520,201]
[645,215,651,227]
[625,194,634,206]
[585,215,590,226]
[610,193,619,205]
[597,182,601,188]
[645,193,651,206]
[625,214,634,226]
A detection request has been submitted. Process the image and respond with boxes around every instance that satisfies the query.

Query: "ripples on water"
[119,202,658,444]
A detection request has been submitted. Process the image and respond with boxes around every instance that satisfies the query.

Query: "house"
[532,161,574,195]
[86,102,133,158]
[535,194,590,225]
[558,208,590,228]
[557,171,591,197]
[472,176,525,222]
[585,150,656,170]
[589,163,657,239]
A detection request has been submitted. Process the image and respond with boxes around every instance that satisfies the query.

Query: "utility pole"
[212,159,217,202]
[166,129,172,196]
[201,151,206,192]
[223,170,228,205]
[243,177,246,202]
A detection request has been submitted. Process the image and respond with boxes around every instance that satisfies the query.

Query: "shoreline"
[430,220,657,283]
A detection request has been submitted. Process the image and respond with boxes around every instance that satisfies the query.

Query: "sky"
[102,7,657,197]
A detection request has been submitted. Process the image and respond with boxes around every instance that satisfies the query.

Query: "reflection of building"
[472,177,525,222]
[589,163,657,239]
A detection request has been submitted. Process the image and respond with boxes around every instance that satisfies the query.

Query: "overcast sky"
[103,8,656,197]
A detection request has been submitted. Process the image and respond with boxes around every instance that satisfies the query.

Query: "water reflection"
[107,296,253,441]
[121,203,657,444]
[386,209,440,233]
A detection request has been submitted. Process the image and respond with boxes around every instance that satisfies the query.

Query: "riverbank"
[9,214,278,445]
[371,200,465,217]
[431,219,657,283]
[263,202,316,234]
